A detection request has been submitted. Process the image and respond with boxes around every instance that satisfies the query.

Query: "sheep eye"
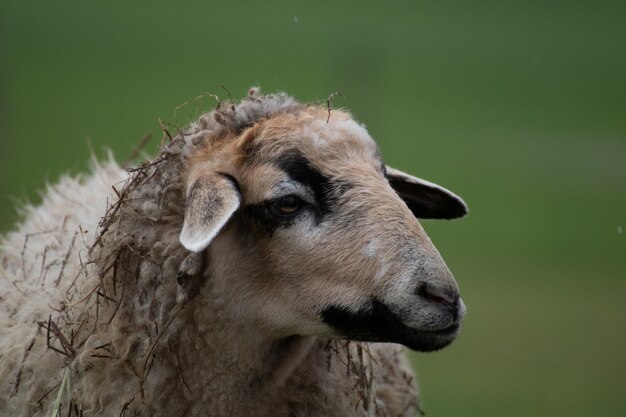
[270,195,304,217]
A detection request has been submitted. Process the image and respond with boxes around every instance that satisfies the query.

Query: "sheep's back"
[0,161,126,416]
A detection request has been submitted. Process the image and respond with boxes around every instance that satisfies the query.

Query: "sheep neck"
[263,334,318,392]
[182,287,323,415]
[178,266,324,415]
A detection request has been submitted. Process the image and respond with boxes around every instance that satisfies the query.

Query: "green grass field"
[2,1,625,416]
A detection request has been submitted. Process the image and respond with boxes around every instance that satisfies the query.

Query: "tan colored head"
[179,91,467,352]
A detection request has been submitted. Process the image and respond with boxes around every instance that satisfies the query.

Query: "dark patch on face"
[242,201,300,236]
[242,152,356,236]
[320,298,459,352]
[275,152,335,216]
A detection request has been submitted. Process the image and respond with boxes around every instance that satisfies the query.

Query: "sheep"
[0,88,468,417]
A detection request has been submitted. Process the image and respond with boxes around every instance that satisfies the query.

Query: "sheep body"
[0,89,467,417]
[0,162,129,415]
[0,157,417,416]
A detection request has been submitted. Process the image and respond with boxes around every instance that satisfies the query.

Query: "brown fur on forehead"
[236,106,381,173]
[239,164,287,202]
[183,105,382,189]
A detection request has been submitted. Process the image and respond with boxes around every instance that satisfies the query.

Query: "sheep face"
[181,107,467,352]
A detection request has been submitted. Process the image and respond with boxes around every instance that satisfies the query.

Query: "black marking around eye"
[242,152,356,236]
[275,152,335,216]
[242,202,289,236]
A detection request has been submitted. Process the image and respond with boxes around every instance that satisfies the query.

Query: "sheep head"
[179,94,467,352]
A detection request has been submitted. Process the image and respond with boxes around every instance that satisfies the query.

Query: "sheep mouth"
[320,298,460,352]
[422,323,460,338]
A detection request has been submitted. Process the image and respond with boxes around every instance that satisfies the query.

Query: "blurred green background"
[1,1,625,416]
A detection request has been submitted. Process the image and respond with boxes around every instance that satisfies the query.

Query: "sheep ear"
[180,174,241,252]
[385,166,468,220]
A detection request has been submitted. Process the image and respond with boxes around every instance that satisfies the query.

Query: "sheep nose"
[417,282,460,315]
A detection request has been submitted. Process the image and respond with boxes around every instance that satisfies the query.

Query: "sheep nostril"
[417,283,460,311]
